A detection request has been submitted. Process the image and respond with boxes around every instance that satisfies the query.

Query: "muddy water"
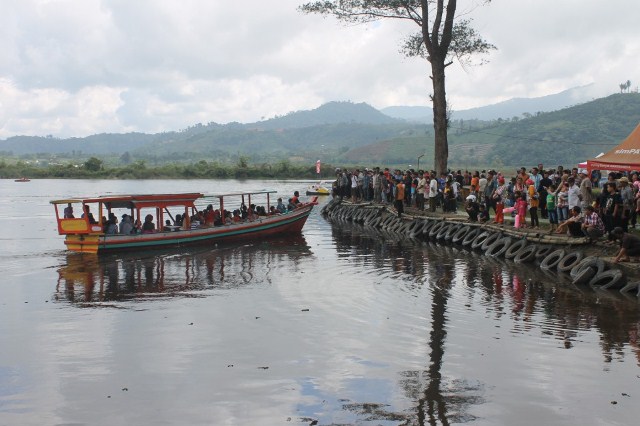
[0,179,639,426]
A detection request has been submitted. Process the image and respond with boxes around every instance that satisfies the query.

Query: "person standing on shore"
[579,170,593,211]
[394,179,405,218]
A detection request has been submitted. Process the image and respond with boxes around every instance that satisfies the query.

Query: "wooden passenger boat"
[51,191,317,254]
[14,177,31,182]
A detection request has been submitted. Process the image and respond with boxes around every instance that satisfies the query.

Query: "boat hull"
[64,205,313,254]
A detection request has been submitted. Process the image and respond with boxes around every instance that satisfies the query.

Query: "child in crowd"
[515,191,528,228]
[478,204,489,223]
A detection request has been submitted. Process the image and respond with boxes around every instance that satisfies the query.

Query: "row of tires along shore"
[321,200,639,296]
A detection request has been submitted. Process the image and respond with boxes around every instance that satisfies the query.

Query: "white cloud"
[1,0,639,138]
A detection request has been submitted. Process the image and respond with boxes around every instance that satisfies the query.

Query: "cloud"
[1,0,639,138]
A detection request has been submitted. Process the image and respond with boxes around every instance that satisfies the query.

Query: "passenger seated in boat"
[240,204,248,220]
[247,206,257,222]
[232,209,241,223]
[142,214,156,233]
[256,206,267,216]
[276,198,287,213]
[133,219,142,234]
[63,203,74,218]
[291,191,302,206]
[119,214,133,234]
[204,205,215,226]
[81,205,97,224]
[163,219,173,231]
[214,209,223,226]
[105,213,119,234]
[287,198,298,211]
[175,214,183,227]
[269,206,279,215]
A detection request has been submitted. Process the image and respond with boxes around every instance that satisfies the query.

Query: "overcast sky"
[1,0,639,138]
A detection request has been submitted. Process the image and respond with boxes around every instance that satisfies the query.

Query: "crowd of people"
[332,165,640,243]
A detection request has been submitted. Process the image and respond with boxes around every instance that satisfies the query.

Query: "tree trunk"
[431,57,448,174]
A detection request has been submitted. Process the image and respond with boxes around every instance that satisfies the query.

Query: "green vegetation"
[2,94,640,176]
[0,158,340,180]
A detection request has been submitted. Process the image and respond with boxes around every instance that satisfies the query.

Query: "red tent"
[587,123,640,173]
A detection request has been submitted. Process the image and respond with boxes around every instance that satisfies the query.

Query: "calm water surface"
[0,179,639,426]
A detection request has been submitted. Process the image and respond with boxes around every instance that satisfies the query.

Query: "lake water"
[0,179,639,426]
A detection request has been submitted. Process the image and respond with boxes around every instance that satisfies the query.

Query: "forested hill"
[245,101,400,130]
[478,93,640,166]
[2,94,640,169]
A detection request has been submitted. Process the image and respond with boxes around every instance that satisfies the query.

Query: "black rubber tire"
[367,215,383,228]
[451,225,470,244]
[486,237,512,257]
[391,220,408,233]
[384,218,400,231]
[429,221,446,238]
[381,215,396,228]
[409,220,429,238]
[435,223,454,240]
[535,245,555,260]
[421,220,436,236]
[384,217,401,230]
[540,249,566,271]
[461,227,481,247]
[471,231,491,250]
[557,251,585,273]
[573,256,607,277]
[504,239,527,259]
[588,269,626,289]
[514,244,538,263]
[443,224,461,242]
[405,220,423,236]
[572,266,596,285]
[481,232,502,251]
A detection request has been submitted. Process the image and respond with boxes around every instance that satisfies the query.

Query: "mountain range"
[1,87,638,169]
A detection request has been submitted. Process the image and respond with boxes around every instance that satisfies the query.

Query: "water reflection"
[328,221,640,425]
[55,236,313,304]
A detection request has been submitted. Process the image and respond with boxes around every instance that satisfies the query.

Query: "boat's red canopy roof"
[51,193,204,209]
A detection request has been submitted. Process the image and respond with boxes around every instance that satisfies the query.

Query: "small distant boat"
[306,181,331,196]
[50,190,317,254]
[14,177,31,182]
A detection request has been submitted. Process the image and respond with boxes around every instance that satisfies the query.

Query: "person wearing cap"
[579,170,593,210]
[465,194,479,221]
[611,227,640,263]
[618,176,633,232]
[492,176,508,224]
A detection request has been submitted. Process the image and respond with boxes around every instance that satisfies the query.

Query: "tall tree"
[299,0,494,173]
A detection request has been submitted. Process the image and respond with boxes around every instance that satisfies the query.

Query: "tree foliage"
[299,0,494,174]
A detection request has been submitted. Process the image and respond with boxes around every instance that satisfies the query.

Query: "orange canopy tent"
[587,122,640,173]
